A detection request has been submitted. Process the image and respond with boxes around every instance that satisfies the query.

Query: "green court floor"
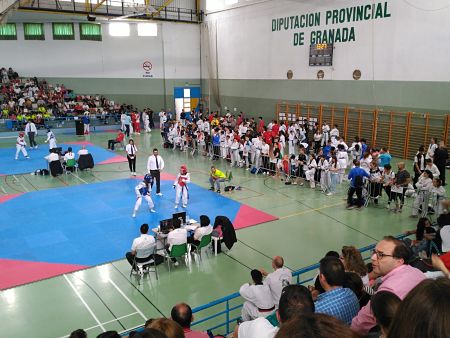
[0,130,438,338]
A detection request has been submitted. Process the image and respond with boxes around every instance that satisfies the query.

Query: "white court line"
[71,171,88,184]
[108,279,147,320]
[12,175,29,192]
[63,275,106,332]
[57,312,139,338]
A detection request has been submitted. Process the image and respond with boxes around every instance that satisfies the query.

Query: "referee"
[147,148,165,196]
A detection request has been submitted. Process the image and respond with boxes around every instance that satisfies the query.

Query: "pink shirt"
[351,264,425,335]
[183,328,209,338]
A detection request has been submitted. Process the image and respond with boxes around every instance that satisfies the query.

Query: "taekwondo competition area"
[1,1,450,338]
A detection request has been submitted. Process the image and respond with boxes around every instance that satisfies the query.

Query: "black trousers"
[125,124,130,137]
[437,164,446,186]
[125,252,154,270]
[347,186,363,207]
[127,155,136,172]
[108,140,119,150]
[150,169,161,193]
[28,132,37,147]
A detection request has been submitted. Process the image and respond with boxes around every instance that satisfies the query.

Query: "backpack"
[354,175,364,188]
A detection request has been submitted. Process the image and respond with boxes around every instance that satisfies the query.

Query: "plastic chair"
[130,246,159,284]
[166,243,188,272]
[192,234,212,261]
[64,158,78,174]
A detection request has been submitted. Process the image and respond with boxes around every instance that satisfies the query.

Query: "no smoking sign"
[143,61,152,71]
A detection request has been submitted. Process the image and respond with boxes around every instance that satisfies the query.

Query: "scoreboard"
[309,43,333,66]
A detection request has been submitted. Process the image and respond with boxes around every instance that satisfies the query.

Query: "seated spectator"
[236,284,315,338]
[368,291,401,338]
[69,329,87,338]
[147,318,185,338]
[125,223,158,273]
[131,329,168,338]
[351,236,426,335]
[274,313,359,338]
[387,278,450,338]
[259,256,292,307]
[170,303,209,338]
[314,256,359,325]
[108,130,125,151]
[240,269,275,321]
[343,272,370,308]
[341,245,369,286]
[403,217,437,257]
[96,331,121,338]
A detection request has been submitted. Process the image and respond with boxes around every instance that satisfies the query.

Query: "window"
[79,23,102,41]
[52,23,74,40]
[24,23,45,40]
[109,22,130,37]
[0,23,17,40]
[137,23,157,37]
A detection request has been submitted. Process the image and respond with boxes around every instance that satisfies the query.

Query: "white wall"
[0,20,200,79]
[203,0,450,81]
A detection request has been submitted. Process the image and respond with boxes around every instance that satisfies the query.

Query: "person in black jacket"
[213,215,237,253]
[434,141,448,186]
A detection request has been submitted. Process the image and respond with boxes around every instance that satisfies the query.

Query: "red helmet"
[19,132,24,137]
[180,165,187,173]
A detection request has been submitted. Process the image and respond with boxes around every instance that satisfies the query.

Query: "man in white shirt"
[235,285,315,338]
[260,256,292,307]
[166,223,187,266]
[147,148,165,196]
[77,146,89,156]
[125,223,156,273]
[45,149,60,163]
[240,270,275,321]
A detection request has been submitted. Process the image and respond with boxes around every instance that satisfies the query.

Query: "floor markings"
[63,275,106,332]
[108,279,147,320]
[279,201,346,219]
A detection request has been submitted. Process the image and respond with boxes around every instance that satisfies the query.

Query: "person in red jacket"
[257,116,265,134]
[262,126,273,146]
[108,130,125,151]
[271,120,280,139]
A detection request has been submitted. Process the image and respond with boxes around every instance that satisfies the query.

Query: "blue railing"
[120,234,407,337]
[190,234,407,336]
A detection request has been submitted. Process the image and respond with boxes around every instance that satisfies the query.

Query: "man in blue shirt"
[314,257,359,325]
[347,160,370,209]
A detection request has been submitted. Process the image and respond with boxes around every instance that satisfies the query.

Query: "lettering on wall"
[142,60,154,78]
[271,1,391,46]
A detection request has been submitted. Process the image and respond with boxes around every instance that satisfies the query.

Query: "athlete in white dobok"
[15,132,30,160]
[173,164,191,209]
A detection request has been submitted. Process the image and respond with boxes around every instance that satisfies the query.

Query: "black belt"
[258,306,275,312]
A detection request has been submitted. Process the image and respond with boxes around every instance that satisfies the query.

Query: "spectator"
[236,284,314,338]
[314,257,359,325]
[368,291,401,338]
[125,223,158,273]
[170,303,209,338]
[131,329,168,338]
[69,329,87,338]
[343,272,370,308]
[387,278,450,338]
[351,236,426,335]
[341,246,369,285]
[96,331,121,338]
[259,256,292,307]
[240,269,275,321]
[434,141,448,186]
[274,313,360,338]
[108,130,125,151]
[347,160,370,209]
[147,318,185,338]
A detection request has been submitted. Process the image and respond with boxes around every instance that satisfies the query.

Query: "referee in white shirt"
[147,148,165,195]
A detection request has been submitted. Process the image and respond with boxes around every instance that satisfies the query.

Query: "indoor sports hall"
[0,1,449,338]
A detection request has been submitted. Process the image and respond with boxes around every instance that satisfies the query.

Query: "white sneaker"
[35,146,38,149]
[182,204,187,208]
[156,193,163,196]
[133,172,136,176]
[174,261,179,267]
[150,209,156,213]
[326,192,333,196]
[174,204,178,209]
[132,213,136,218]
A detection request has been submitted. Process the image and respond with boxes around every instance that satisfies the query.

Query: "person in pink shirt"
[351,236,425,335]
[171,303,209,338]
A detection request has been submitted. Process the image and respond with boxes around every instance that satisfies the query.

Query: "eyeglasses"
[372,249,394,260]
